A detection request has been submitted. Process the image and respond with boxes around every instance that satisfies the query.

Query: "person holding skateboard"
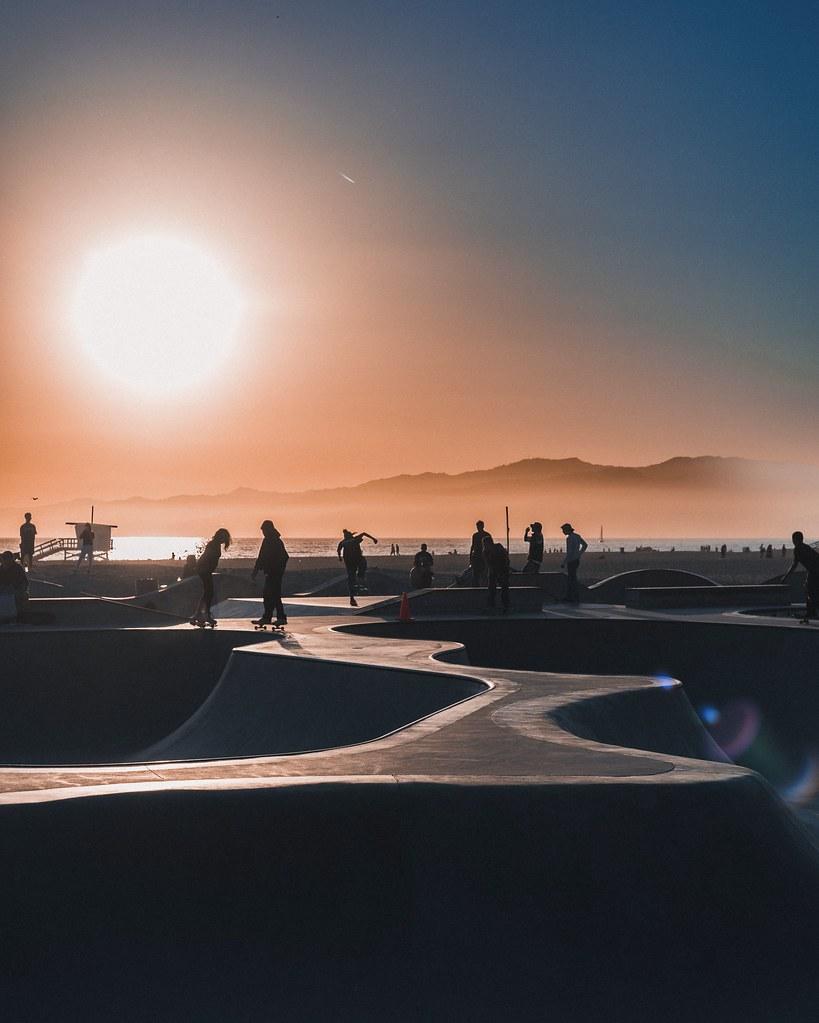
[192,527,231,626]
[782,531,819,624]
[337,529,378,607]
[251,520,289,627]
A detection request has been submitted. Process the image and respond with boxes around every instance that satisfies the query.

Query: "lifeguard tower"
[65,521,117,560]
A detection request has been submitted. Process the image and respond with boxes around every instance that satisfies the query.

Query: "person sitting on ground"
[782,531,819,624]
[560,522,588,604]
[523,522,544,574]
[19,512,36,570]
[0,550,28,620]
[411,543,434,588]
[482,535,510,613]
[193,528,231,624]
[469,520,492,587]
[337,529,378,607]
[251,520,289,626]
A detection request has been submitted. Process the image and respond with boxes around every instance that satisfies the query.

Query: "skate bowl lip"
[0,621,493,770]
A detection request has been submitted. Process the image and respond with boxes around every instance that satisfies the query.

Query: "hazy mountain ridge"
[2,456,817,536]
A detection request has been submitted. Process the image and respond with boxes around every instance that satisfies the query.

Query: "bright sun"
[70,234,245,396]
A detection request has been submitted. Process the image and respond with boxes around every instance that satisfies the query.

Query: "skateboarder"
[469,520,493,587]
[560,522,588,603]
[782,531,819,623]
[337,529,378,606]
[192,527,231,625]
[523,522,544,573]
[19,512,36,570]
[482,535,510,612]
[251,520,289,626]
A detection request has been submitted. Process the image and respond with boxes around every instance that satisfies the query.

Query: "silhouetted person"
[182,554,198,579]
[782,531,819,624]
[412,543,434,588]
[390,543,396,556]
[251,520,289,626]
[482,535,510,612]
[19,512,36,570]
[0,550,28,620]
[75,523,95,569]
[469,520,493,586]
[766,543,773,558]
[523,522,544,573]
[193,528,231,623]
[560,522,588,603]
[720,544,727,558]
[337,529,378,607]
[395,544,400,556]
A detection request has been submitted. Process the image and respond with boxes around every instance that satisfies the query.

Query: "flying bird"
[339,173,356,184]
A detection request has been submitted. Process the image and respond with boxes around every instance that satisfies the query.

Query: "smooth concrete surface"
[625,583,790,609]
[368,585,544,615]
[2,610,819,1019]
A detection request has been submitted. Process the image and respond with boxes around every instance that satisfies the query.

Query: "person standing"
[523,522,544,574]
[782,531,819,624]
[251,520,289,626]
[337,529,378,607]
[75,523,95,569]
[192,528,231,624]
[19,512,37,570]
[482,535,510,613]
[560,522,588,603]
[469,520,493,587]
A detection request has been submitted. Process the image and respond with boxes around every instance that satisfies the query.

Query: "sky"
[1,0,818,507]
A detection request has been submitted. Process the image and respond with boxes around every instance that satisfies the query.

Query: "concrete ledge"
[625,584,790,609]
[368,586,544,616]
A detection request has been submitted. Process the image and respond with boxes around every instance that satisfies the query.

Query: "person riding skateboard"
[782,531,819,624]
[337,529,378,606]
[251,520,289,626]
[192,528,231,625]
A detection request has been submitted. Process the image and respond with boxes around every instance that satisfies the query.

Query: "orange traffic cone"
[399,591,412,623]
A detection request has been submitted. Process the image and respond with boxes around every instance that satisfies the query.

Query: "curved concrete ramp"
[141,646,485,761]
[586,568,717,602]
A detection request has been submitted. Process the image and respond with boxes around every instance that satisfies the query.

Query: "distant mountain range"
[2,456,818,537]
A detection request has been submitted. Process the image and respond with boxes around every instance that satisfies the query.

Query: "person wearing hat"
[560,522,587,603]
[523,522,544,574]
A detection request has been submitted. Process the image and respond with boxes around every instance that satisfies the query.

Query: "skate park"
[2,574,819,1021]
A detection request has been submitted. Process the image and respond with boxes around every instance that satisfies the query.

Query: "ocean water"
[1,535,795,561]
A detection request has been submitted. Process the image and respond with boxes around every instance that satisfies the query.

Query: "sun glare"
[70,235,245,396]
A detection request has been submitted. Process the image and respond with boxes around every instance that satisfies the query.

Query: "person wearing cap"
[251,520,290,626]
[560,522,587,603]
[523,522,544,574]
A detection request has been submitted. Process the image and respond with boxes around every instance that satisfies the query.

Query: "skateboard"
[253,619,288,631]
[190,617,216,629]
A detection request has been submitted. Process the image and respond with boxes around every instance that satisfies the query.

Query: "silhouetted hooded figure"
[783,531,819,623]
[252,520,289,625]
[337,529,378,606]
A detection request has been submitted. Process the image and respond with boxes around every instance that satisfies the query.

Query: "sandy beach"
[27,548,793,599]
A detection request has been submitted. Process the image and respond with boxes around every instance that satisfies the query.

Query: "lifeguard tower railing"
[31,537,115,561]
